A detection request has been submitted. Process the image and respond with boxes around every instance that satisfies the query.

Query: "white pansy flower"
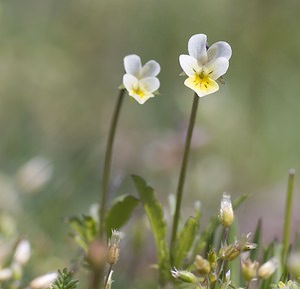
[179,34,232,97]
[123,54,160,104]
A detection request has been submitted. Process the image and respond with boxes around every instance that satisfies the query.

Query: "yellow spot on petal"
[131,87,146,98]
[184,73,219,97]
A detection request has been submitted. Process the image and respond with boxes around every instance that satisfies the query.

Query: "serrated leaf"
[132,175,169,284]
[50,268,78,289]
[105,194,139,237]
[173,216,198,267]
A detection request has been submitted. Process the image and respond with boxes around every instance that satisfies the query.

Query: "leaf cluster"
[49,269,78,289]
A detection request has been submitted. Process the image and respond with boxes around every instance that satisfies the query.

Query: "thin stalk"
[99,89,126,237]
[217,227,229,280]
[282,169,296,272]
[170,93,199,262]
[90,269,102,289]
[103,265,113,289]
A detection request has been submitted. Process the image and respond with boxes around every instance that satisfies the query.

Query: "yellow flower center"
[131,86,145,98]
[192,71,214,90]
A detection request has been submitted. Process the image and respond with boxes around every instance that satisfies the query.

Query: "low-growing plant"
[1,33,299,289]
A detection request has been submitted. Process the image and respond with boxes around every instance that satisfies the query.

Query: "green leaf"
[232,193,251,209]
[173,216,198,267]
[132,175,169,284]
[49,268,78,289]
[261,242,275,289]
[250,218,262,261]
[68,215,97,250]
[105,194,139,237]
[227,220,241,286]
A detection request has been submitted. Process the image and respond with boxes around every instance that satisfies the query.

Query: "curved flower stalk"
[179,34,232,97]
[100,55,161,237]
[170,34,232,263]
[123,54,160,104]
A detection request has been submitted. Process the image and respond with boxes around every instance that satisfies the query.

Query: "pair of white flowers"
[122,33,232,104]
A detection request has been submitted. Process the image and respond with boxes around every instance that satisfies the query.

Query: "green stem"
[99,89,126,238]
[170,93,199,262]
[282,169,296,273]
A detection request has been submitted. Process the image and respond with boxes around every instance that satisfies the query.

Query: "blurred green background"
[0,0,299,287]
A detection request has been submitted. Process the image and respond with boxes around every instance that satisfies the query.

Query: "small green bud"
[219,193,234,227]
[219,234,257,261]
[219,244,240,261]
[171,268,197,283]
[278,280,299,289]
[241,258,259,281]
[208,249,217,270]
[209,272,217,284]
[194,255,211,275]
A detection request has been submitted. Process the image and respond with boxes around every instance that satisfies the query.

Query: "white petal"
[14,239,31,265]
[30,272,58,289]
[204,57,229,80]
[188,34,208,64]
[129,92,154,104]
[179,55,201,77]
[184,76,219,97]
[0,268,13,281]
[207,41,232,62]
[123,74,138,91]
[123,54,142,77]
[141,60,160,77]
[140,77,160,92]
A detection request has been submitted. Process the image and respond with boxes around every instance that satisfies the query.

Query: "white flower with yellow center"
[179,34,232,97]
[123,54,160,104]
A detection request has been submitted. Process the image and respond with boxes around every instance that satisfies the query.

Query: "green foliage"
[196,193,250,256]
[105,194,139,238]
[250,218,262,261]
[68,215,98,251]
[173,216,198,268]
[49,269,78,289]
[132,175,170,285]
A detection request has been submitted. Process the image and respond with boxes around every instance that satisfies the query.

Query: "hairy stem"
[99,89,126,237]
[170,93,199,262]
